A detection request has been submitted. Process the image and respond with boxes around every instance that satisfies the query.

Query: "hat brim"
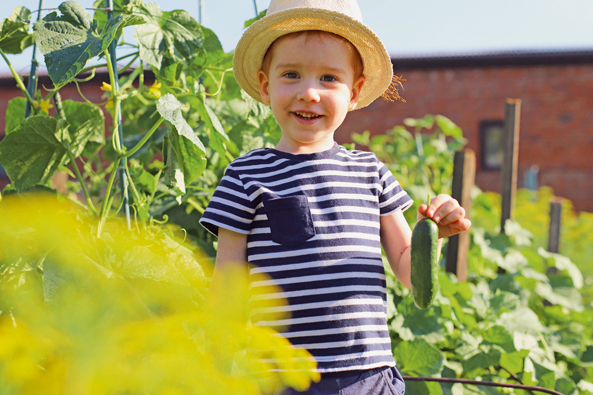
[233,8,393,110]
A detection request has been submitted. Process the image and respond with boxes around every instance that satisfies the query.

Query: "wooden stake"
[500,99,521,234]
[548,199,562,253]
[446,150,475,281]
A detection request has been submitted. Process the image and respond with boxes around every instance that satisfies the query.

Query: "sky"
[2,0,593,75]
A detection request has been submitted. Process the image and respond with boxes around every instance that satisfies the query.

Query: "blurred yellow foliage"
[0,193,319,394]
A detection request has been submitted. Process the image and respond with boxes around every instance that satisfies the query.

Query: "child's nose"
[296,81,321,103]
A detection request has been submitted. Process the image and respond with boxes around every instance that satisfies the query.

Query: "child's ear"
[258,70,271,105]
[348,75,365,110]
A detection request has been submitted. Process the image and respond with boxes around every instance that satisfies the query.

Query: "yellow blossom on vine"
[105,100,114,109]
[148,80,162,98]
[101,81,113,91]
[33,98,54,115]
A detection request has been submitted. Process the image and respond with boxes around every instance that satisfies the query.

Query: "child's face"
[257,32,365,153]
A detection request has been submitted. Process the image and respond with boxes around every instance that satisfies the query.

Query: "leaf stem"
[104,49,118,94]
[77,52,138,75]
[66,149,98,216]
[118,54,140,75]
[97,159,121,236]
[0,49,36,105]
[123,117,164,158]
[125,169,142,210]
[104,50,125,155]
[205,68,233,97]
[118,63,144,92]
[110,101,123,155]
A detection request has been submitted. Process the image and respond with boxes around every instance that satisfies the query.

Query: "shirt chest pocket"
[264,195,316,247]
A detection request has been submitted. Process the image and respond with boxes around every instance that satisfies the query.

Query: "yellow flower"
[148,80,162,98]
[101,81,113,91]
[34,98,54,115]
[105,100,114,109]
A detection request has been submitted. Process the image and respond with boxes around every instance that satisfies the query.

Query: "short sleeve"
[378,161,413,216]
[199,167,256,236]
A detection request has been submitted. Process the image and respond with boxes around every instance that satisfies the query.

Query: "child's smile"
[258,32,365,154]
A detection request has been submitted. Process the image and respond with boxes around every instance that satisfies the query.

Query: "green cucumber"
[411,196,439,309]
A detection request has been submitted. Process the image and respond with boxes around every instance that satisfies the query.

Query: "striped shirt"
[200,144,413,373]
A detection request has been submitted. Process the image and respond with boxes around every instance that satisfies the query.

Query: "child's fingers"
[429,196,461,223]
[426,194,452,217]
[441,218,472,237]
[439,206,466,225]
[417,202,428,217]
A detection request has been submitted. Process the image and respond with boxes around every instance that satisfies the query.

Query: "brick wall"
[336,53,593,212]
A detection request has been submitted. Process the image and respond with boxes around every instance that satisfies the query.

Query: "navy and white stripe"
[200,144,412,372]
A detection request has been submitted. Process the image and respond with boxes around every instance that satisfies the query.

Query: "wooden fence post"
[548,199,562,253]
[445,149,475,281]
[500,99,521,234]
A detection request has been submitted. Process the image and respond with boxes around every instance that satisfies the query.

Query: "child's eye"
[321,75,337,82]
[283,72,299,79]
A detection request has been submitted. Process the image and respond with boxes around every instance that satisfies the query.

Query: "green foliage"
[367,116,593,394]
[156,94,207,196]
[32,1,133,88]
[132,3,204,69]
[4,97,28,134]
[60,100,106,157]
[0,116,70,190]
[0,0,277,234]
[0,6,33,54]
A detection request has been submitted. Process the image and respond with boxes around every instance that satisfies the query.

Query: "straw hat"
[233,0,395,110]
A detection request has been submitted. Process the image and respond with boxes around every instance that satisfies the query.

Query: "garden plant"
[1,1,593,394]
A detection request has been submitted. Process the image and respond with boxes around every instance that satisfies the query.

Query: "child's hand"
[417,194,471,239]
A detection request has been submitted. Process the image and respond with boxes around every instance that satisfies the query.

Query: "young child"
[200,1,471,394]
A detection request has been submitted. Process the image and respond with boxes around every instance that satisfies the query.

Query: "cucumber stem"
[427,193,431,209]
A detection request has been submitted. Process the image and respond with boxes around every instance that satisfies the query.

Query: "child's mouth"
[293,111,321,120]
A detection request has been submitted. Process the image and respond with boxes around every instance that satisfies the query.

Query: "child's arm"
[207,227,248,309]
[380,194,471,289]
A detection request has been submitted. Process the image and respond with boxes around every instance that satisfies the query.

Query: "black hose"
[402,376,563,395]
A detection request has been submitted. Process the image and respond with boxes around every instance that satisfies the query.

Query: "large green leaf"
[0,116,70,190]
[539,247,583,289]
[0,7,34,54]
[392,338,444,377]
[482,325,515,353]
[391,298,446,343]
[555,377,577,395]
[500,349,530,374]
[156,94,206,194]
[404,114,434,130]
[163,131,187,197]
[133,3,203,69]
[404,381,443,395]
[92,0,144,35]
[61,100,105,157]
[527,359,556,390]
[192,96,229,156]
[435,115,463,140]
[497,307,544,335]
[5,97,27,134]
[33,1,131,88]
[243,9,267,29]
[462,346,501,372]
[196,25,225,66]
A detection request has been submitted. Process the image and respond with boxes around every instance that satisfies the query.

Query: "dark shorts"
[276,366,405,395]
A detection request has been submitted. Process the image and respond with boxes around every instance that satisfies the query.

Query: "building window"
[480,120,504,170]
